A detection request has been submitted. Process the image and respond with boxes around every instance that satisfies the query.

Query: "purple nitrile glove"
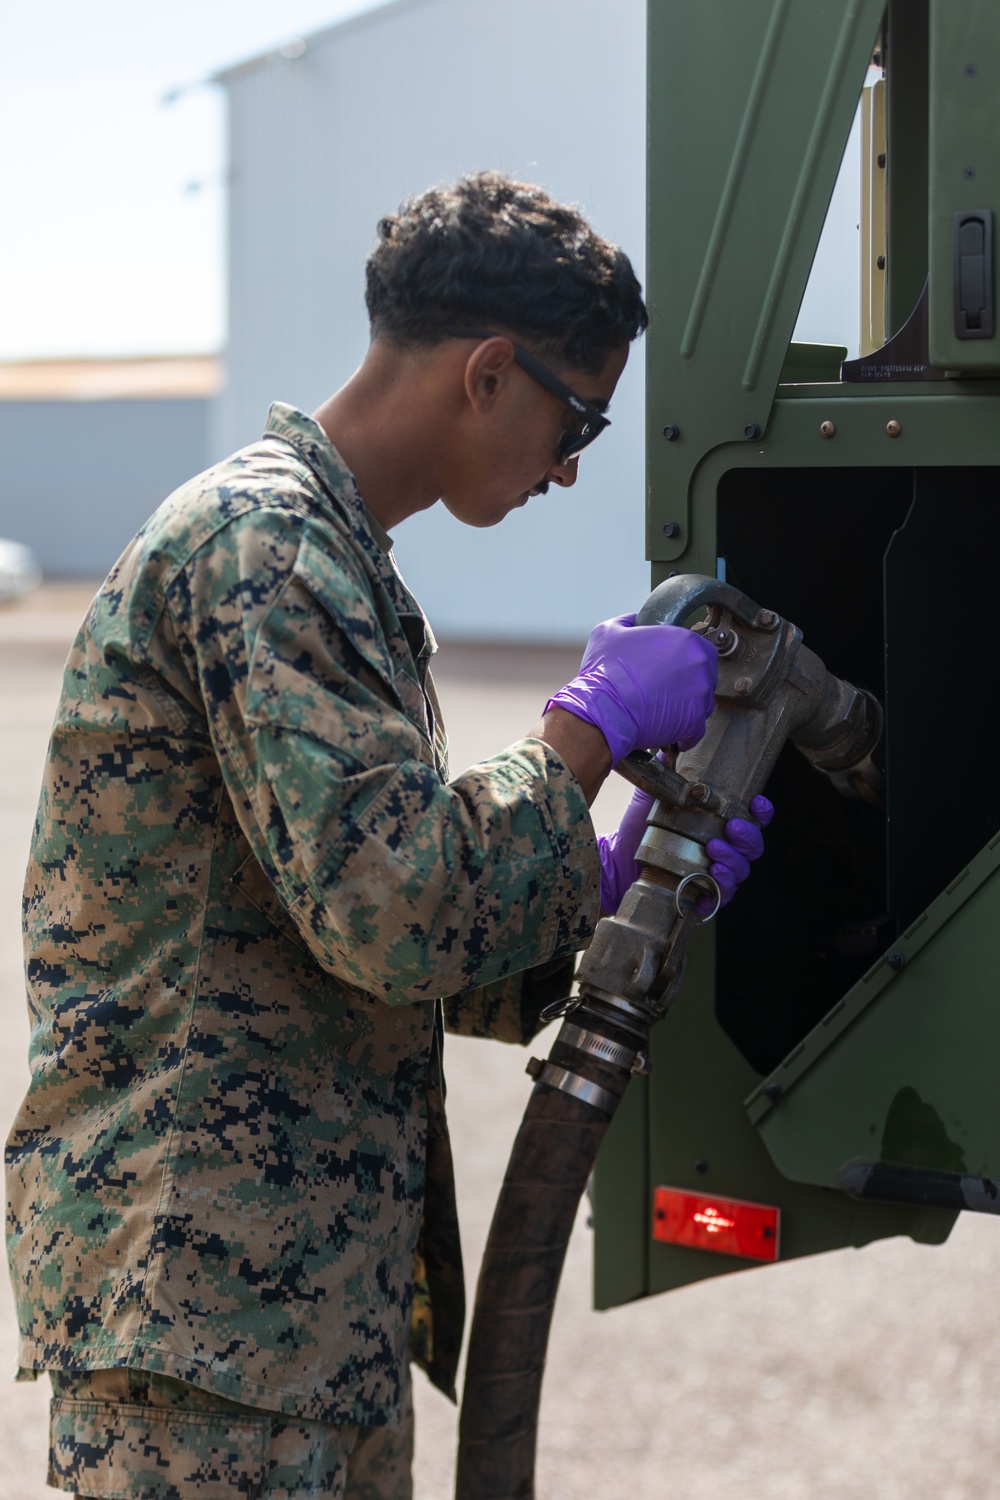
[598,782,657,914]
[598,792,775,916]
[704,794,775,905]
[545,614,719,766]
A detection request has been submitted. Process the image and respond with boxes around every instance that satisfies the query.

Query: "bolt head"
[662,423,680,441]
[735,677,752,695]
[688,783,708,801]
[876,254,886,270]
[758,609,778,629]
[820,420,836,439]
[744,422,762,440]
[886,419,902,437]
[662,521,681,539]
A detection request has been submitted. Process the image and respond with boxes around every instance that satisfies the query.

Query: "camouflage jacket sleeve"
[441,955,577,1044]
[166,509,599,1002]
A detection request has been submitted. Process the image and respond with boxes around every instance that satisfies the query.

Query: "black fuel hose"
[454,1010,638,1499]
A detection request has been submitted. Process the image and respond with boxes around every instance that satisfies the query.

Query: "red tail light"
[652,1185,780,1262]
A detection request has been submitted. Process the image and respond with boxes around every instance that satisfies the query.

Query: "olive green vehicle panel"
[885,0,929,338]
[594,0,1000,1311]
[594,931,950,1311]
[645,0,884,567]
[751,834,1000,1186]
[596,398,1000,1306]
[928,0,1000,371]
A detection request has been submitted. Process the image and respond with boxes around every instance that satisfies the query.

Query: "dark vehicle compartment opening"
[715,464,1000,1077]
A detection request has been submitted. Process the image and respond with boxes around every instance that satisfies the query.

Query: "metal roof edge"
[210,0,436,86]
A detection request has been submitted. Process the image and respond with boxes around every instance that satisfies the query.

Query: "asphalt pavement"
[2,584,999,1499]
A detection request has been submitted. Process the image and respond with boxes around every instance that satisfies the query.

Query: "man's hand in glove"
[599,787,775,916]
[545,613,719,764]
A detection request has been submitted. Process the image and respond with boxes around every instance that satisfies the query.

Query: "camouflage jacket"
[5,404,599,1427]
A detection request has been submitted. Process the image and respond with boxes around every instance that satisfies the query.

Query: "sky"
[0,0,382,361]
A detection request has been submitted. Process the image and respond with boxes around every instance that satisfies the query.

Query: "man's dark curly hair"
[365,171,648,375]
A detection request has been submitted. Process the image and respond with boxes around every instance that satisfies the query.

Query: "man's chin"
[443,494,529,528]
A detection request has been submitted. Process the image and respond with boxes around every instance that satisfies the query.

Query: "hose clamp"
[560,1022,637,1071]
[537,1062,619,1116]
[586,995,655,1038]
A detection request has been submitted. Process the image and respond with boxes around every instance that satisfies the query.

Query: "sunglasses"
[445,326,611,465]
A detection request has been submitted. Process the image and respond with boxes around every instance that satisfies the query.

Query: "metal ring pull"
[675,871,723,924]
[538,995,579,1025]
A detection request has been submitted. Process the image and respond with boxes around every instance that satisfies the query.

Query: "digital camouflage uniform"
[47,1365,414,1499]
[5,404,599,1492]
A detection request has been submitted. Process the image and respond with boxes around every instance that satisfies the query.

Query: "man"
[6,172,769,1498]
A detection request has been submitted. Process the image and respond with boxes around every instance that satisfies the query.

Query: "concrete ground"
[2,583,1000,1499]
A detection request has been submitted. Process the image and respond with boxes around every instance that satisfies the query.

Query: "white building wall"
[214,0,649,642]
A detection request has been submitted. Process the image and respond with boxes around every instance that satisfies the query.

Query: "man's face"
[442,339,629,529]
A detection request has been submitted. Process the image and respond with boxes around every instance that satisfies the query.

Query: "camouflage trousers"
[48,1368,413,1499]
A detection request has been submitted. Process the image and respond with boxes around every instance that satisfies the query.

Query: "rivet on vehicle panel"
[964,167,977,182]
[662,521,681,538]
[877,254,886,270]
[763,1083,782,1102]
[735,677,752,695]
[694,1159,709,1175]
[820,420,836,438]
[887,952,906,970]
[744,422,762,440]
[876,152,886,169]
[886,419,902,437]
[662,424,680,441]
[964,64,977,78]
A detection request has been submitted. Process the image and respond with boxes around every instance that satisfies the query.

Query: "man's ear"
[463,337,518,414]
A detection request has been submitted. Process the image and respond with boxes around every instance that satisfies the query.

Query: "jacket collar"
[262,403,436,663]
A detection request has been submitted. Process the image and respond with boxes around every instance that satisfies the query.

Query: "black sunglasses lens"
[558,427,598,464]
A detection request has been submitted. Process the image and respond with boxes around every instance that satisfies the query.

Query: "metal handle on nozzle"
[634,573,774,631]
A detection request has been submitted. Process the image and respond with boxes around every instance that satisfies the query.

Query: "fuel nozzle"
[617,574,885,895]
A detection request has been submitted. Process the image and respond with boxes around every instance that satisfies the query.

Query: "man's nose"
[546,456,580,489]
